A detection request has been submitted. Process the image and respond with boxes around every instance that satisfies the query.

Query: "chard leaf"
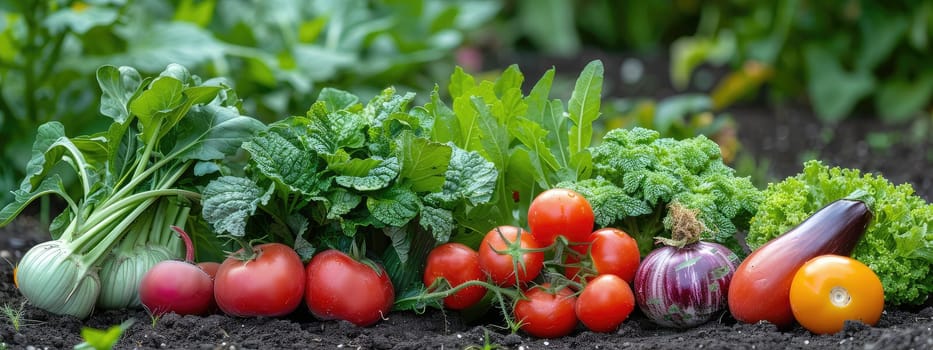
[202,176,274,237]
[97,65,142,123]
[130,76,185,142]
[419,205,454,243]
[243,131,323,196]
[568,60,604,158]
[335,157,400,191]
[168,104,265,161]
[428,146,497,206]
[368,187,421,227]
[398,133,451,193]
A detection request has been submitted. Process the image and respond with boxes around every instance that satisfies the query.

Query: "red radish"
[139,226,214,316]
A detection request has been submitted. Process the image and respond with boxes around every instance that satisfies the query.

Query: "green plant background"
[2,0,931,206]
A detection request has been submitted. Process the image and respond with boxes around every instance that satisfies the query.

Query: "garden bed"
[0,54,931,349]
[0,103,930,350]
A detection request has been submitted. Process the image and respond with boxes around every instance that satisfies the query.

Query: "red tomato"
[306,250,395,327]
[478,226,544,287]
[564,228,640,284]
[214,243,306,317]
[513,284,578,338]
[575,274,635,332]
[588,228,641,283]
[789,255,884,334]
[527,188,595,247]
[423,243,487,310]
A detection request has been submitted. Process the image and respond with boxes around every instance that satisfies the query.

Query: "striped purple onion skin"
[634,242,739,328]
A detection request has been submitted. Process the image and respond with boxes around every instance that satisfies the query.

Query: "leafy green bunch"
[562,127,762,256]
[200,87,499,290]
[747,160,933,305]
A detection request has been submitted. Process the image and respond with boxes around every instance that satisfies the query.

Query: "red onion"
[633,203,738,328]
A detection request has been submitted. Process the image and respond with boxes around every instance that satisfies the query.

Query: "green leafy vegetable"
[561,127,762,255]
[200,87,499,300]
[0,64,263,318]
[746,160,933,305]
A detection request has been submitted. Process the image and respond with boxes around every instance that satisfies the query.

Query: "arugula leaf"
[568,60,604,160]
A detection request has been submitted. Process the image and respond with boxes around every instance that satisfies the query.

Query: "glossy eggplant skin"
[728,199,872,328]
[634,241,739,328]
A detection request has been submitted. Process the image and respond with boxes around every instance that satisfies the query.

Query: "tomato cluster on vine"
[419,188,642,338]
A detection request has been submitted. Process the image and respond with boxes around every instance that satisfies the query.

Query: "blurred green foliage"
[495,0,933,124]
[672,0,933,123]
[0,0,499,204]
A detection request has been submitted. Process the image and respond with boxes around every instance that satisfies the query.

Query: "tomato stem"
[395,279,520,308]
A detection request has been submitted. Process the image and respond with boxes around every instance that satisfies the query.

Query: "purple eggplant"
[633,203,739,328]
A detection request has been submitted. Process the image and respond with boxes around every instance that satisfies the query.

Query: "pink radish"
[139,226,213,316]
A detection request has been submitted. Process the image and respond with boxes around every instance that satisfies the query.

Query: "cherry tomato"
[575,274,635,333]
[478,226,544,287]
[789,255,884,335]
[423,243,487,310]
[214,243,306,317]
[513,284,578,338]
[527,188,595,247]
[589,228,641,282]
[306,250,395,327]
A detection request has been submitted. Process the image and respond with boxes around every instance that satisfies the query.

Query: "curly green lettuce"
[747,160,933,305]
[560,127,762,256]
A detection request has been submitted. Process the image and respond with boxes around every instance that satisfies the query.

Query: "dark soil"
[0,52,931,349]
